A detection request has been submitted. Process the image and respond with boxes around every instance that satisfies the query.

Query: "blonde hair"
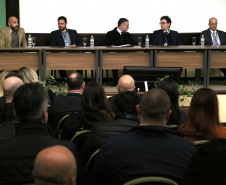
[0,70,13,97]
[17,67,40,84]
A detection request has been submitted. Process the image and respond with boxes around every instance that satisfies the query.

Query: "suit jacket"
[50,29,82,46]
[152,29,182,45]
[89,126,196,185]
[0,121,78,185]
[0,26,27,47]
[106,27,135,46]
[199,28,226,45]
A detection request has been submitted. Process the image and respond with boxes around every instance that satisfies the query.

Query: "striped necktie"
[212,32,218,45]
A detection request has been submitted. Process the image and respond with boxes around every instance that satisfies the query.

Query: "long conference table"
[0,45,226,87]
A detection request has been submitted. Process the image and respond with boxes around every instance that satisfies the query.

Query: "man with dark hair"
[0,83,78,185]
[106,18,135,85]
[0,16,27,47]
[50,16,82,78]
[152,16,182,46]
[89,88,196,185]
[48,72,85,128]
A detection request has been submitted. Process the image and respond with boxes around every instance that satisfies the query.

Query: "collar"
[210,29,217,35]
[163,29,170,34]
[117,27,122,35]
[61,28,68,33]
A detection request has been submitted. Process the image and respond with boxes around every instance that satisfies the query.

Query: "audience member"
[89,88,196,185]
[0,16,27,47]
[80,91,140,164]
[0,83,78,185]
[108,74,135,112]
[152,15,182,45]
[0,70,13,97]
[60,82,113,141]
[33,146,77,185]
[182,139,226,185]
[48,72,85,129]
[159,78,187,125]
[179,88,226,142]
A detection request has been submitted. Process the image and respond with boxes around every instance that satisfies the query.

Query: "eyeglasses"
[159,22,167,25]
[123,24,129,27]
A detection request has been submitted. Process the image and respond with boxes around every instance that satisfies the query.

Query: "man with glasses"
[152,16,181,46]
[106,18,135,85]
[199,17,226,45]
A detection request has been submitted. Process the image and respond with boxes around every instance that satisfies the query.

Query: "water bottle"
[28,34,32,47]
[90,35,94,47]
[201,35,205,47]
[145,35,149,47]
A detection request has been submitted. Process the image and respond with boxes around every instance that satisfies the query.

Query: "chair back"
[85,149,100,180]
[194,140,210,150]
[123,176,179,185]
[71,130,90,151]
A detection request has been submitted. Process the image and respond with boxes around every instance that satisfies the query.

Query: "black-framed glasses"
[159,22,167,25]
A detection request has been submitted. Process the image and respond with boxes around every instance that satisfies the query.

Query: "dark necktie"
[121,32,124,44]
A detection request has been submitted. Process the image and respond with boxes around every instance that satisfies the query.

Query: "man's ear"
[136,104,141,117]
[166,109,172,121]
[117,85,120,92]
[42,109,48,123]
[82,82,85,89]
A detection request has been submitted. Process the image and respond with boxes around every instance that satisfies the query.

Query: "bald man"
[117,74,135,92]
[33,146,77,185]
[0,16,27,47]
[199,17,226,45]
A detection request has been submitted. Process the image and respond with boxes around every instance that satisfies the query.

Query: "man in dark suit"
[200,17,226,79]
[152,16,182,46]
[89,88,196,185]
[199,17,226,45]
[0,83,79,185]
[50,16,82,78]
[106,18,135,85]
[48,72,85,129]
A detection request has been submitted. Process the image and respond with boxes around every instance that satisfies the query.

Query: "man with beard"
[50,16,82,79]
[0,16,27,47]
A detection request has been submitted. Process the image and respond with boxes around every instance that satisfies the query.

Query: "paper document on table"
[111,44,134,47]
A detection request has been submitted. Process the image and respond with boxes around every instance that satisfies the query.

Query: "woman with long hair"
[60,82,113,140]
[179,88,226,142]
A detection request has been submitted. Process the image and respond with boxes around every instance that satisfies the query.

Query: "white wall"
[20,0,226,33]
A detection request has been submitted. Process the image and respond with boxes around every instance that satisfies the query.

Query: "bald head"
[137,88,171,125]
[33,146,77,185]
[117,75,135,92]
[209,17,218,31]
[8,16,19,32]
[3,76,23,103]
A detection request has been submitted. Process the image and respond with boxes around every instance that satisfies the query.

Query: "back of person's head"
[118,18,129,27]
[138,88,170,124]
[3,76,24,103]
[66,72,84,91]
[117,74,135,92]
[182,139,226,185]
[33,146,77,185]
[0,70,13,97]
[17,66,39,83]
[179,88,219,140]
[114,91,140,118]
[159,78,180,125]
[81,82,113,120]
[13,83,48,122]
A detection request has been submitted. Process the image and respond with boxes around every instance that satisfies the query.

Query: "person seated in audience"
[60,82,113,141]
[159,78,187,125]
[48,72,85,129]
[88,88,196,185]
[33,146,77,185]
[182,139,226,185]
[0,70,13,97]
[108,74,136,112]
[80,91,140,164]
[0,76,23,124]
[179,88,226,142]
[17,66,55,102]
[0,83,78,185]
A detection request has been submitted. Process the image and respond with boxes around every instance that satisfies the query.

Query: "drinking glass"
[138,37,142,46]
[32,37,36,47]
[83,38,87,47]
[192,37,196,46]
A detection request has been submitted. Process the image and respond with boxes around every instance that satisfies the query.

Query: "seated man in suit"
[50,16,82,79]
[199,17,226,80]
[0,83,78,185]
[48,72,85,129]
[33,146,77,185]
[106,18,135,85]
[89,88,196,185]
[0,16,27,47]
[152,16,182,46]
